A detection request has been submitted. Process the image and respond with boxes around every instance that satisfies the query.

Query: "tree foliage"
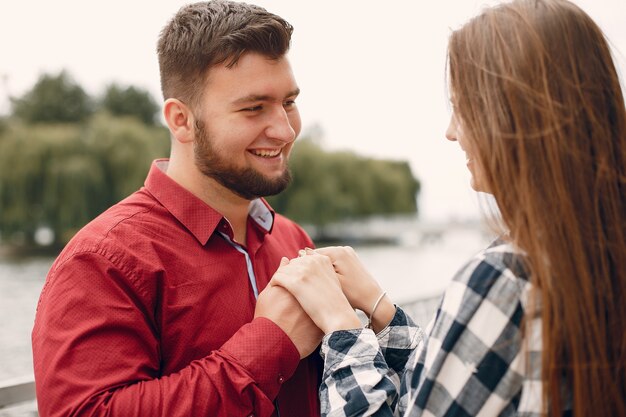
[101,84,160,125]
[11,71,93,124]
[0,115,169,246]
[268,138,420,229]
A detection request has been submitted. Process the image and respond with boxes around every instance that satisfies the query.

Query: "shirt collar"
[144,159,275,245]
[249,198,274,233]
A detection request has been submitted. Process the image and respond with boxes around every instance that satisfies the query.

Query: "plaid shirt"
[320,240,554,416]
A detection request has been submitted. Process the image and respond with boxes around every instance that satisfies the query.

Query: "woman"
[267,0,626,415]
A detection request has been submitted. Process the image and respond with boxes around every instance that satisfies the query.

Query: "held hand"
[270,254,361,334]
[312,247,396,333]
[255,263,324,358]
[312,246,384,314]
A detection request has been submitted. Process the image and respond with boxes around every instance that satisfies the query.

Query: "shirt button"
[277,374,285,384]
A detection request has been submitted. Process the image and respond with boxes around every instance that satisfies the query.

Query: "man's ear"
[163,98,195,144]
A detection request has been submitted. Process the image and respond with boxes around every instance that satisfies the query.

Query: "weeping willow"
[0,113,169,248]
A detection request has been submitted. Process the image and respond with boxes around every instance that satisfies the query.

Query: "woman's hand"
[312,246,382,313]
[270,253,361,334]
[312,246,396,332]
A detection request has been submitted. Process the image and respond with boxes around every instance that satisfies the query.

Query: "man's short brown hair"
[157,0,293,108]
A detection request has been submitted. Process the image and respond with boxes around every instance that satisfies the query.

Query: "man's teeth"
[252,149,280,158]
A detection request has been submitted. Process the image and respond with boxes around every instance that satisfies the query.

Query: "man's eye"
[284,100,296,108]
[242,105,262,112]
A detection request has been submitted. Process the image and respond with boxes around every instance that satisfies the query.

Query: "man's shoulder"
[55,189,167,266]
[40,190,171,313]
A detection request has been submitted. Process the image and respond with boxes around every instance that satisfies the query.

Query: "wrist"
[322,310,361,334]
[365,290,388,329]
[359,286,385,315]
[370,298,396,333]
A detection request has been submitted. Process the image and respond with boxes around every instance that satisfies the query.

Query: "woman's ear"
[163,98,195,144]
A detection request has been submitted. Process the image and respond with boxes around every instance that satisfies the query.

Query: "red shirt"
[32,160,321,417]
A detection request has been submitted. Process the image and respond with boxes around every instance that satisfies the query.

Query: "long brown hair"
[448,0,626,415]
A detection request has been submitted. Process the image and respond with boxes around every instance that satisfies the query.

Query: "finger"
[291,252,334,271]
[312,246,340,255]
[289,252,326,265]
[313,246,348,261]
[280,257,290,266]
[269,269,293,292]
[267,277,278,288]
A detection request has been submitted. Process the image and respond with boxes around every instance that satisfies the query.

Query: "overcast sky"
[1,0,624,221]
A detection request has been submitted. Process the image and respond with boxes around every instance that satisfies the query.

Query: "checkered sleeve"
[319,241,536,417]
[376,308,425,390]
[319,308,422,417]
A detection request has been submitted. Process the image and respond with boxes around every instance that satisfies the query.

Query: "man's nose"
[266,106,296,143]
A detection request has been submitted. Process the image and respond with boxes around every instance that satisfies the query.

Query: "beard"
[193,119,292,200]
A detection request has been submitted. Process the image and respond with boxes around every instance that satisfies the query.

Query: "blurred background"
[0,0,624,414]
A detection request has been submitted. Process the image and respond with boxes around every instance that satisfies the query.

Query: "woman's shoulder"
[481,237,530,280]
[438,238,531,325]
[455,237,530,287]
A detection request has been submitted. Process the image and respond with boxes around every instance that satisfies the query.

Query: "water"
[0,225,491,413]
[0,258,51,381]
[350,228,491,304]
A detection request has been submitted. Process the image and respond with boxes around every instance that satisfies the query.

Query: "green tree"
[268,138,420,232]
[86,112,170,202]
[101,84,160,125]
[11,71,92,123]
[0,115,169,247]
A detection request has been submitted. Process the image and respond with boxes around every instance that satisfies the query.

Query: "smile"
[250,149,281,158]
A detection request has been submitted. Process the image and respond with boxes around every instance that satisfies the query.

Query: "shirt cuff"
[320,328,380,367]
[220,317,301,400]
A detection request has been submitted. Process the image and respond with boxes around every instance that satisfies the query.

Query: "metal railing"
[0,295,441,416]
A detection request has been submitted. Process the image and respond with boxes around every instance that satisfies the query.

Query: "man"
[32,2,323,416]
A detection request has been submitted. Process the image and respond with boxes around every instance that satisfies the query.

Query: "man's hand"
[269,254,361,334]
[255,264,324,358]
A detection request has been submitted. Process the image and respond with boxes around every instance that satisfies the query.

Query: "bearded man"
[32,2,323,416]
